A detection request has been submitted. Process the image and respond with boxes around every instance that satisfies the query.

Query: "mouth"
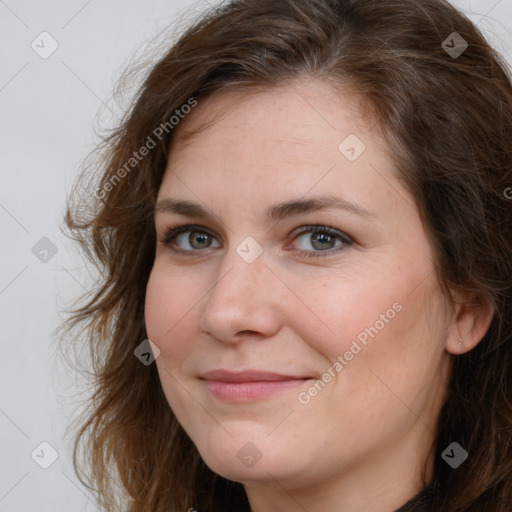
[200,369,313,402]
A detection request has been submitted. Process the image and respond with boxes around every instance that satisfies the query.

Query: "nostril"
[235,330,264,338]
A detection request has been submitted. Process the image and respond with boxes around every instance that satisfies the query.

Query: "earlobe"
[445,293,494,355]
[455,336,464,354]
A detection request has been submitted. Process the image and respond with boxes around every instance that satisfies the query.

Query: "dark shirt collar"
[393,477,441,512]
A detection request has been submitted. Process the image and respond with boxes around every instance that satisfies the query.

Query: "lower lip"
[203,379,309,402]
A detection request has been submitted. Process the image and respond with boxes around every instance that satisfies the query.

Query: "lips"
[200,369,312,402]
[201,369,310,382]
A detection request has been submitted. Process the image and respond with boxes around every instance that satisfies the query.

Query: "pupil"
[312,232,333,250]
[190,231,210,249]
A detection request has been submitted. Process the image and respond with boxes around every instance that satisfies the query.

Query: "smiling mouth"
[200,370,312,402]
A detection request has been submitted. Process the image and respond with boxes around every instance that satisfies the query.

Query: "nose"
[199,246,282,343]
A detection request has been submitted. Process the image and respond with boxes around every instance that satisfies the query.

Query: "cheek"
[295,265,444,414]
[144,265,197,360]
[145,269,169,340]
[144,268,201,416]
[293,271,406,360]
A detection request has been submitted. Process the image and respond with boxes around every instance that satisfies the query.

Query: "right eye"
[160,225,222,254]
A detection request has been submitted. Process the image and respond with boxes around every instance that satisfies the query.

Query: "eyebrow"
[154,195,376,222]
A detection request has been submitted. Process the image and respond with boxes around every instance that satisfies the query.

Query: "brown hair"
[58,0,512,510]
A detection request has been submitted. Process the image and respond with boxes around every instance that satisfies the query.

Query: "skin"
[144,79,493,512]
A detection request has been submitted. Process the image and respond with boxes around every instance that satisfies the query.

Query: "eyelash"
[159,223,353,259]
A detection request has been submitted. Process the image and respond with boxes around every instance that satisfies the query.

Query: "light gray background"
[1,1,510,510]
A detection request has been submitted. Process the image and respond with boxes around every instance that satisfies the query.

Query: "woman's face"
[145,80,454,502]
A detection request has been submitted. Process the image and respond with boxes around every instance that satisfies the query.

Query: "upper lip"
[200,369,311,382]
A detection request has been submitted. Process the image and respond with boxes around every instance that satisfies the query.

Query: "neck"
[244,422,436,512]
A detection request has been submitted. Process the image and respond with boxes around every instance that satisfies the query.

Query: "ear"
[445,291,494,355]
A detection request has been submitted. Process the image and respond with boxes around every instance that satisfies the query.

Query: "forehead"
[164,80,379,181]
[157,79,412,227]
[172,80,367,149]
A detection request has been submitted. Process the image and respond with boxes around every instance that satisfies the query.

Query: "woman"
[59,0,512,510]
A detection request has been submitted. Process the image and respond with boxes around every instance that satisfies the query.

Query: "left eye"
[287,226,351,254]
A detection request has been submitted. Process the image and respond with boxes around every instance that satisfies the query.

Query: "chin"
[191,429,299,481]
